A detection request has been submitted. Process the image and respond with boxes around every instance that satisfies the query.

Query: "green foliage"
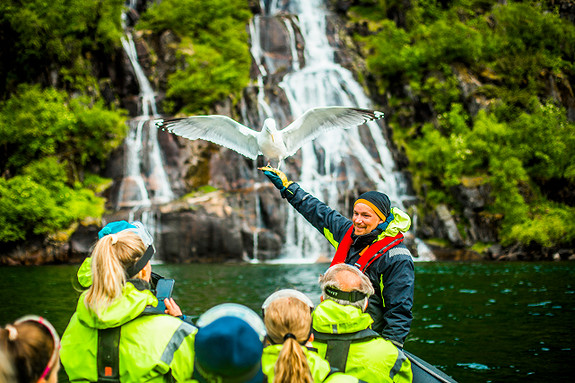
[410,102,575,245]
[0,157,105,242]
[420,72,461,114]
[507,202,575,247]
[507,101,575,180]
[0,0,124,94]
[367,17,484,81]
[358,0,575,248]
[365,20,412,78]
[0,0,254,246]
[0,84,126,244]
[137,0,252,114]
[0,84,126,175]
[182,185,219,200]
[0,1,130,246]
[470,241,493,254]
[167,43,250,114]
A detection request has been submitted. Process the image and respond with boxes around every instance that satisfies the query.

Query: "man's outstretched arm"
[259,166,351,246]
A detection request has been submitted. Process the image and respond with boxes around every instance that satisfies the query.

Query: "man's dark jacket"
[282,183,414,347]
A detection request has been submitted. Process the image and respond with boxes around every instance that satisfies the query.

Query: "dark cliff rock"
[0,221,100,266]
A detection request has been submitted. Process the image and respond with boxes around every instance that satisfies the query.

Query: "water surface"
[1,261,573,382]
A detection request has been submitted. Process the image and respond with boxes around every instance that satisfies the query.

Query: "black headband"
[324,285,366,303]
[266,327,312,346]
[127,245,155,278]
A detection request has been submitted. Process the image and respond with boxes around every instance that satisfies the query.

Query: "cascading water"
[112,0,432,262]
[116,5,174,251]
[251,0,435,261]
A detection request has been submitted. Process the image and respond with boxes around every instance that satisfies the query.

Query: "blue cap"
[98,221,136,239]
[193,305,265,383]
[98,220,153,246]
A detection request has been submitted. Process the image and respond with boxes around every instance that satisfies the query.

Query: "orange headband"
[354,199,386,221]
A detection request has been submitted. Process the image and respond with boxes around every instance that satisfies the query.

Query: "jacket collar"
[312,300,373,334]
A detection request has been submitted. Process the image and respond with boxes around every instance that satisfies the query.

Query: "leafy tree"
[353,0,575,248]
[0,0,124,95]
[0,84,126,245]
[136,0,252,114]
[0,84,126,178]
[0,157,105,243]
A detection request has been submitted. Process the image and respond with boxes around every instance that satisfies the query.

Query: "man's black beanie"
[354,191,391,220]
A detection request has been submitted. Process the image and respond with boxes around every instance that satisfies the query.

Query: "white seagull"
[155,106,384,164]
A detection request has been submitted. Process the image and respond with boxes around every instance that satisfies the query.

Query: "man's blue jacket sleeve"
[282,183,352,247]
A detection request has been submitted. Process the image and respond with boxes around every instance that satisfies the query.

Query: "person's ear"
[137,261,152,282]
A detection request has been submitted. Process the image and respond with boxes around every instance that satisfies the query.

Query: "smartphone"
[154,278,175,313]
[150,272,164,290]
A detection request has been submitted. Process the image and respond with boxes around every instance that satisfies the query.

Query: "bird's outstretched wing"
[156,116,261,160]
[281,107,384,157]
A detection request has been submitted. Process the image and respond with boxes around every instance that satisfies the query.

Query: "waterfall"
[250,0,435,261]
[111,0,433,262]
[115,6,174,254]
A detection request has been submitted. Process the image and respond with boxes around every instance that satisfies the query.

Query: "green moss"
[471,242,493,254]
[424,238,452,248]
[181,185,219,200]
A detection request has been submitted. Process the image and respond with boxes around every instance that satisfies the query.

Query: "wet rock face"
[159,210,243,262]
[0,224,99,266]
[153,187,285,263]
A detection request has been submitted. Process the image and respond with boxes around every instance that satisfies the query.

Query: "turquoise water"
[1,261,574,382]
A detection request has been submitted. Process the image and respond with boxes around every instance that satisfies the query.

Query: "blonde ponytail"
[264,297,313,383]
[85,231,146,313]
[274,337,312,383]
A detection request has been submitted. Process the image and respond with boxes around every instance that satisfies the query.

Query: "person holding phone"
[75,221,187,318]
[60,221,196,382]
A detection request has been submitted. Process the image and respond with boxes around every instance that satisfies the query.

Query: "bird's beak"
[271,134,275,143]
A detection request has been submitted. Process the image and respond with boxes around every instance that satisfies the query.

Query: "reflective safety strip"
[387,247,412,258]
[160,322,195,365]
[323,228,339,249]
[380,275,385,308]
[390,348,408,380]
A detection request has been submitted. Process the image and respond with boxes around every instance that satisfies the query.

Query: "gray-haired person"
[312,264,413,383]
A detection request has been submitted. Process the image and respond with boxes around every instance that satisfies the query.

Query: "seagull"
[155,106,384,165]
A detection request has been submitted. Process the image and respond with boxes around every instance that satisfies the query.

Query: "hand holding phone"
[154,278,175,313]
[164,297,183,317]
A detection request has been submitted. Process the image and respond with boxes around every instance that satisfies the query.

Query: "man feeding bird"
[258,165,415,349]
[155,106,384,167]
